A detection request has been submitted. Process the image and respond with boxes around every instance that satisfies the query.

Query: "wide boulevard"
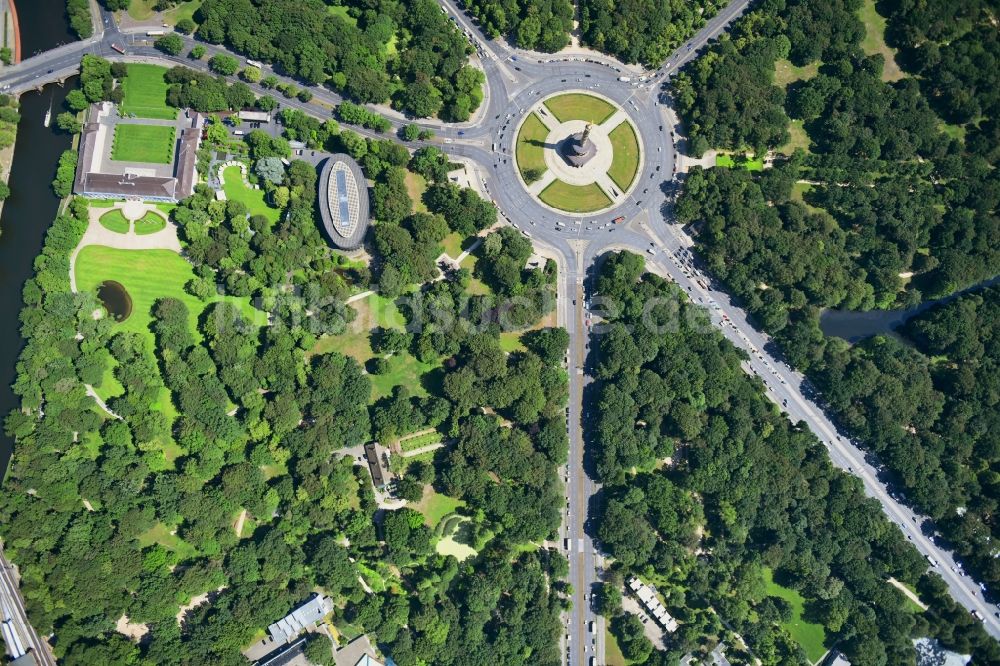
[0,0,998,662]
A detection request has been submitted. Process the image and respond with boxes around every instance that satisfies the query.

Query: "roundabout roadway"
[3,0,1000,658]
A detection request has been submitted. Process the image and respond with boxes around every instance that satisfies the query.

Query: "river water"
[18,0,76,59]
[0,75,74,477]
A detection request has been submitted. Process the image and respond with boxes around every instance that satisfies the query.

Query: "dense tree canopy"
[590,252,1000,664]
[195,0,484,120]
[463,0,573,51]
[580,0,726,66]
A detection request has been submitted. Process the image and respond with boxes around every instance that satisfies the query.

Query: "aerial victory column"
[561,122,597,167]
[0,0,998,662]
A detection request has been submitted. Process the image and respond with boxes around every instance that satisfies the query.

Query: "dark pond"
[820,276,1000,342]
[97,280,132,321]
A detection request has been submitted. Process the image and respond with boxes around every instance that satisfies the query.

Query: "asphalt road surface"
[0,0,998,660]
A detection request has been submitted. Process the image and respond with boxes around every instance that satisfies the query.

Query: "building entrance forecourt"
[514,91,643,215]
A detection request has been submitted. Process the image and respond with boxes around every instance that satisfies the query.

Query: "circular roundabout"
[513,91,643,216]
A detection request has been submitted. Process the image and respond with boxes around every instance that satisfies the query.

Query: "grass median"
[608,121,640,191]
[543,93,616,124]
[515,112,549,182]
[539,180,612,213]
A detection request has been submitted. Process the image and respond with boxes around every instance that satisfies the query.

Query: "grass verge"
[516,112,549,181]
[543,93,615,124]
[607,121,640,191]
[539,180,612,213]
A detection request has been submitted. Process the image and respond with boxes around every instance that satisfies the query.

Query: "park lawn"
[716,153,764,171]
[126,0,157,20]
[435,516,477,560]
[858,0,904,82]
[371,352,439,401]
[137,522,197,559]
[440,231,468,259]
[308,292,437,402]
[120,64,177,120]
[608,121,640,191]
[605,626,631,666]
[414,488,465,528]
[99,209,130,233]
[74,246,260,347]
[763,568,827,663]
[112,124,176,164]
[939,121,966,143]
[327,4,358,26]
[221,165,280,224]
[163,0,202,25]
[773,59,819,88]
[404,170,428,213]
[500,330,526,352]
[779,119,811,155]
[134,211,167,235]
[516,112,549,181]
[540,180,612,213]
[459,253,491,296]
[543,93,616,124]
[399,430,442,453]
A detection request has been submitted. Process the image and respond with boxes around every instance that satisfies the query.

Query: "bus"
[146,29,165,36]
[246,59,264,69]
[111,43,126,54]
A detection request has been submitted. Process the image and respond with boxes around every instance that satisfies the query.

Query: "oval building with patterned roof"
[318,154,369,250]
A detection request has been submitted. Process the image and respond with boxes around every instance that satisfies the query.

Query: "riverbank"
[0,80,75,480]
[0,92,20,223]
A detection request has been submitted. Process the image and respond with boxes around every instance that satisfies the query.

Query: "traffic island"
[513,91,642,215]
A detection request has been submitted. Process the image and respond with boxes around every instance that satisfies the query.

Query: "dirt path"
[401,442,445,458]
[85,384,122,420]
[888,577,928,610]
[233,509,247,537]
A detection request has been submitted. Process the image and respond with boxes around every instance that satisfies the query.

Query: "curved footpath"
[0,0,996,660]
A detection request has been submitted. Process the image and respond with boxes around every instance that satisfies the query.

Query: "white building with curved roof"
[318,154,369,250]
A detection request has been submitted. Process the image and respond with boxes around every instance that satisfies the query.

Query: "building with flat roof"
[334,635,385,666]
[254,636,307,666]
[238,110,271,123]
[364,443,386,489]
[628,577,677,632]
[318,154,369,250]
[73,102,203,202]
[266,594,332,645]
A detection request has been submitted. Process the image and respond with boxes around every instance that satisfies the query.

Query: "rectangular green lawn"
[716,153,764,171]
[516,112,548,180]
[608,121,640,191]
[543,93,616,124]
[120,64,177,120]
[221,165,280,224]
[112,124,176,164]
[763,568,827,662]
[539,180,612,213]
